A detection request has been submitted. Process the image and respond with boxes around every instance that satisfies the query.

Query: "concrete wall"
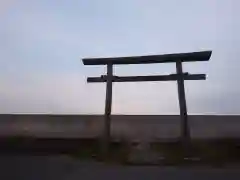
[0,115,239,139]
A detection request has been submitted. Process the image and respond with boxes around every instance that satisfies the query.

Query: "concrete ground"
[0,155,239,180]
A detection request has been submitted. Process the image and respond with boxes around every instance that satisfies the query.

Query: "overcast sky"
[0,0,239,115]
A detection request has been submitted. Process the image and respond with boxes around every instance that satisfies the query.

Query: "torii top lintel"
[82,51,212,65]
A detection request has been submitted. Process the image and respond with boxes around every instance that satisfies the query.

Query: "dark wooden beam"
[82,51,212,65]
[87,73,206,83]
[176,61,191,156]
[103,63,113,158]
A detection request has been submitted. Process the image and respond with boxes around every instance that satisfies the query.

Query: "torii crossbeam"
[82,50,212,157]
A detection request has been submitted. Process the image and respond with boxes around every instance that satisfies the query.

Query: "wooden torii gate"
[82,51,212,157]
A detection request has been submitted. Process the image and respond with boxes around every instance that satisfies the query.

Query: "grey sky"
[0,0,239,114]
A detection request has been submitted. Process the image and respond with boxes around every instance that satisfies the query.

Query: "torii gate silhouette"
[82,50,212,158]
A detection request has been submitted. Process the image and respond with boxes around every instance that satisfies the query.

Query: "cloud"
[0,0,240,114]
[0,0,16,15]
[0,72,103,114]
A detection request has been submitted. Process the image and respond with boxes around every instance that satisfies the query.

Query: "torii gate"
[82,51,212,157]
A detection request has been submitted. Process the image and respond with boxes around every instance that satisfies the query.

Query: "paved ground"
[0,155,239,180]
